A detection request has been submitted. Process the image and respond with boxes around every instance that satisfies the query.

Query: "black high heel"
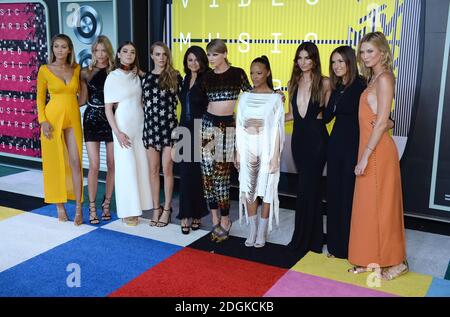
[157,207,172,227]
[181,219,190,235]
[149,205,162,227]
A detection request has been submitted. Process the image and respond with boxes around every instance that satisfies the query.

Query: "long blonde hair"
[49,34,76,67]
[150,41,179,91]
[357,32,394,81]
[89,35,114,74]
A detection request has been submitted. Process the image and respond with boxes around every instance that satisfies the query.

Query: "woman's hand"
[41,121,53,140]
[234,151,240,171]
[116,131,131,148]
[276,90,286,103]
[354,158,368,176]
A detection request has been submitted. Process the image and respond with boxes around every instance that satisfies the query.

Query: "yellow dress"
[36,64,83,203]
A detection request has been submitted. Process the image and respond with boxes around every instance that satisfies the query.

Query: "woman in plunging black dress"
[176,46,210,234]
[285,42,331,258]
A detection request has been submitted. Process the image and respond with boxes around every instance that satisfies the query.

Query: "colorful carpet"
[0,166,450,297]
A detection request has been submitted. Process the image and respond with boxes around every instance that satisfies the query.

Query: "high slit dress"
[36,64,84,203]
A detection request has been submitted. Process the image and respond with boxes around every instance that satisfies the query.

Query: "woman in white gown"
[236,56,285,248]
[104,41,152,226]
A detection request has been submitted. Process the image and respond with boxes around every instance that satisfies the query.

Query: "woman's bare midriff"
[207,100,237,116]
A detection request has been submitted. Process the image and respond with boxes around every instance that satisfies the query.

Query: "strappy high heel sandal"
[191,218,201,231]
[380,260,409,281]
[181,218,190,235]
[210,224,220,241]
[57,205,68,222]
[149,206,162,227]
[215,221,233,243]
[74,203,83,226]
[89,200,99,225]
[156,207,172,227]
[101,196,112,221]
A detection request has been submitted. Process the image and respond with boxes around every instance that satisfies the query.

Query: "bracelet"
[367,146,374,151]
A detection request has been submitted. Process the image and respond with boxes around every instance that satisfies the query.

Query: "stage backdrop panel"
[430,2,450,212]
[169,0,423,173]
[0,1,50,158]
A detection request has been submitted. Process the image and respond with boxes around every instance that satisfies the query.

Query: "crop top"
[202,66,252,102]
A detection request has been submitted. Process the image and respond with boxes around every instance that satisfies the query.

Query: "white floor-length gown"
[104,69,152,218]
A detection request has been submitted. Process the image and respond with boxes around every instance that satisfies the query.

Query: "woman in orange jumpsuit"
[37,34,84,225]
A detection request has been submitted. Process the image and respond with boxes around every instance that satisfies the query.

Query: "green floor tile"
[0,165,27,177]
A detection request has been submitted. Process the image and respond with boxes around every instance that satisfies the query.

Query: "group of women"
[37,31,407,281]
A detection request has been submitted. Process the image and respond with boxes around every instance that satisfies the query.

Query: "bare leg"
[261,202,270,219]
[64,128,83,225]
[56,203,68,222]
[161,146,174,211]
[86,142,100,203]
[147,147,161,224]
[105,141,115,201]
[157,147,173,226]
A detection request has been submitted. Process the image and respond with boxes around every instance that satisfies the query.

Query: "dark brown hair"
[288,42,325,105]
[329,46,358,90]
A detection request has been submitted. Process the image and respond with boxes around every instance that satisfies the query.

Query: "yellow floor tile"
[291,252,433,297]
[0,206,24,221]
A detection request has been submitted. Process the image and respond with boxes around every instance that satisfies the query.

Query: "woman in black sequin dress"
[141,42,182,227]
[79,35,115,224]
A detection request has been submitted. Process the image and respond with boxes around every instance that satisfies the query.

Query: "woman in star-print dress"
[141,41,182,228]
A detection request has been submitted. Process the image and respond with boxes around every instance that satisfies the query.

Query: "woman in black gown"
[176,46,210,234]
[285,42,331,258]
[323,46,366,259]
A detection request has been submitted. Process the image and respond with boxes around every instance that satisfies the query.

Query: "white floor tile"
[0,212,96,273]
[100,217,209,247]
[0,170,88,198]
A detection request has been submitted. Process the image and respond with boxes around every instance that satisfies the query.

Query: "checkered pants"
[201,112,235,216]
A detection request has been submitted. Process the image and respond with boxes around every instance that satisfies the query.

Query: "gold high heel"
[57,205,68,222]
[74,203,83,226]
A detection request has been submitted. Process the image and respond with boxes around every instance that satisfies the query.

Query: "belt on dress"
[86,102,105,108]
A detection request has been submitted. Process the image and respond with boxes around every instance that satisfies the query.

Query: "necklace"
[120,64,131,71]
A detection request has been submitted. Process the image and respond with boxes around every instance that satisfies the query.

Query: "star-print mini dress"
[141,72,182,151]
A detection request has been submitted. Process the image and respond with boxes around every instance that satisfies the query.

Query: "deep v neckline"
[295,88,311,120]
[46,65,75,86]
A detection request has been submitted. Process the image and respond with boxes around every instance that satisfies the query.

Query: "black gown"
[323,77,366,259]
[176,75,209,220]
[288,89,328,258]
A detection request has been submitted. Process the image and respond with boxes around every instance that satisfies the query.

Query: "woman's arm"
[105,103,131,148]
[36,66,53,139]
[322,77,332,107]
[355,73,395,175]
[78,69,88,106]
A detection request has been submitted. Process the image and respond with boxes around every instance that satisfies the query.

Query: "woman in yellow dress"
[37,34,84,225]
